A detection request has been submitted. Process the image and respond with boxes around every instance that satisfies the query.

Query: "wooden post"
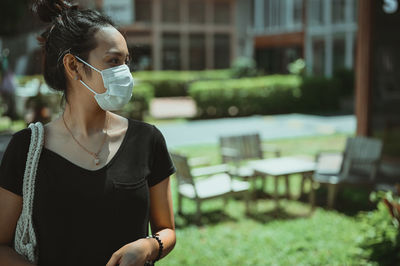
[355,0,374,136]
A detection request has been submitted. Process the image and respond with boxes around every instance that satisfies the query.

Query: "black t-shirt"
[0,118,175,266]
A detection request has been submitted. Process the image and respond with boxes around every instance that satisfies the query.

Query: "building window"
[266,0,282,28]
[189,0,205,24]
[214,1,231,25]
[255,46,302,74]
[129,44,152,71]
[309,0,324,26]
[352,0,358,23]
[312,38,325,76]
[214,34,231,69]
[293,0,303,26]
[134,0,152,23]
[332,0,346,24]
[263,0,303,30]
[264,0,271,29]
[189,34,206,70]
[333,36,346,71]
[162,33,181,70]
[162,0,180,23]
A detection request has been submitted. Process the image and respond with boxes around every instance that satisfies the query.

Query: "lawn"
[158,133,384,266]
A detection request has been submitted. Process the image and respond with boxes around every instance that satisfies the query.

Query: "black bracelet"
[145,233,164,265]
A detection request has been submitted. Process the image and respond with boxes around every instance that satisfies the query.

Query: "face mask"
[75,56,134,111]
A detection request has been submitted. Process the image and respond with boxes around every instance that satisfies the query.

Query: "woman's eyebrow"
[104,51,130,58]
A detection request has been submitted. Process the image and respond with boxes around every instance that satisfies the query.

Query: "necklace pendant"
[94,157,100,165]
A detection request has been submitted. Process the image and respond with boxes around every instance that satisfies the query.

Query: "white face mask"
[75,56,134,111]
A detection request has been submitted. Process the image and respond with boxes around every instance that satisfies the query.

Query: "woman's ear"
[63,53,81,81]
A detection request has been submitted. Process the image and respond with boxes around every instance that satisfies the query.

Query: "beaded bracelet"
[145,233,164,265]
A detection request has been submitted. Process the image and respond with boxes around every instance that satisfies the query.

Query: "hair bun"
[32,0,78,23]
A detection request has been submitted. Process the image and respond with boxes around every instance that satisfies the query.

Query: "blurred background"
[1,0,400,265]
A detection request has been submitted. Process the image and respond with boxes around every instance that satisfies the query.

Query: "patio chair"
[170,152,251,223]
[219,133,281,189]
[311,136,383,209]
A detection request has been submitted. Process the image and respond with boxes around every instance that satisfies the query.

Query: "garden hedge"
[134,69,232,97]
[188,75,302,118]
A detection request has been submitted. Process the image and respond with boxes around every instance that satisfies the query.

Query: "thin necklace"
[62,112,109,166]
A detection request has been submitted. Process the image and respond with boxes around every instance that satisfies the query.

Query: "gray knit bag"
[14,122,44,264]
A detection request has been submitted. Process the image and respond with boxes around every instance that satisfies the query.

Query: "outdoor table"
[248,156,316,207]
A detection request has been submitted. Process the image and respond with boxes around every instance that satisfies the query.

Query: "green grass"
[0,117,26,133]
[158,133,381,266]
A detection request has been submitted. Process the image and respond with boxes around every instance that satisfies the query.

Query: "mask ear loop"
[79,80,98,95]
[75,56,101,73]
[74,55,104,95]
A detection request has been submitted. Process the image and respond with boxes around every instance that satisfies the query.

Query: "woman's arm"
[146,176,176,262]
[0,246,34,266]
[0,187,35,266]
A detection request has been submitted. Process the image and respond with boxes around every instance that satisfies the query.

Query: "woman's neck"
[62,102,109,138]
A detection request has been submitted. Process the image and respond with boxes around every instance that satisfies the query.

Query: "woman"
[0,0,176,265]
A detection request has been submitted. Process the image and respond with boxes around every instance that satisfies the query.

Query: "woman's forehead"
[92,26,128,57]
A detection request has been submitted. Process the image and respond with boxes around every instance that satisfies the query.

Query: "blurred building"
[250,0,358,76]
[101,0,237,71]
[356,0,400,177]
[0,0,240,73]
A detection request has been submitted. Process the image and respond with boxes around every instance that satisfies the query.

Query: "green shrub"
[333,68,355,97]
[357,197,400,264]
[299,76,341,112]
[18,71,233,99]
[17,75,44,86]
[188,75,302,118]
[288,58,306,75]
[134,70,232,97]
[231,57,258,78]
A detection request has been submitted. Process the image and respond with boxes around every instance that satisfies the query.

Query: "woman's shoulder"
[4,127,32,156]
[127,118,159,134]
[10,127,31,145]
[125,118,169,147]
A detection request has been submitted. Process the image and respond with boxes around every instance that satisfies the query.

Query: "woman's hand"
[106,238,152,266]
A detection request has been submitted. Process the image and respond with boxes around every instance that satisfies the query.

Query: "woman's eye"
[110,58,120,64]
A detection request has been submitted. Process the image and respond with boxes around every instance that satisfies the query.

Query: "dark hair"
[31,0,114,103]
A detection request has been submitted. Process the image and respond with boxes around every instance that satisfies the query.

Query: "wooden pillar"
[355,0,373,136]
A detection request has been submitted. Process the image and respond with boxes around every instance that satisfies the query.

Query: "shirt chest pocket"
[111,177,150,220]
[112,177,147,190]
[111,177,148,202]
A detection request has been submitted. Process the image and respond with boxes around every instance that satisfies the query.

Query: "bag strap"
[14,122,44,264]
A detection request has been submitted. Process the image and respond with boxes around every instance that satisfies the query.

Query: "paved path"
[150,97,196,119]
[156,113,356,148]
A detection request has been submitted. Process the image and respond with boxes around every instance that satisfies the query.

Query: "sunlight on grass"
[159,133,379,265]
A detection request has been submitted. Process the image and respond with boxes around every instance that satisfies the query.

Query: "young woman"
[0,1,176,265]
